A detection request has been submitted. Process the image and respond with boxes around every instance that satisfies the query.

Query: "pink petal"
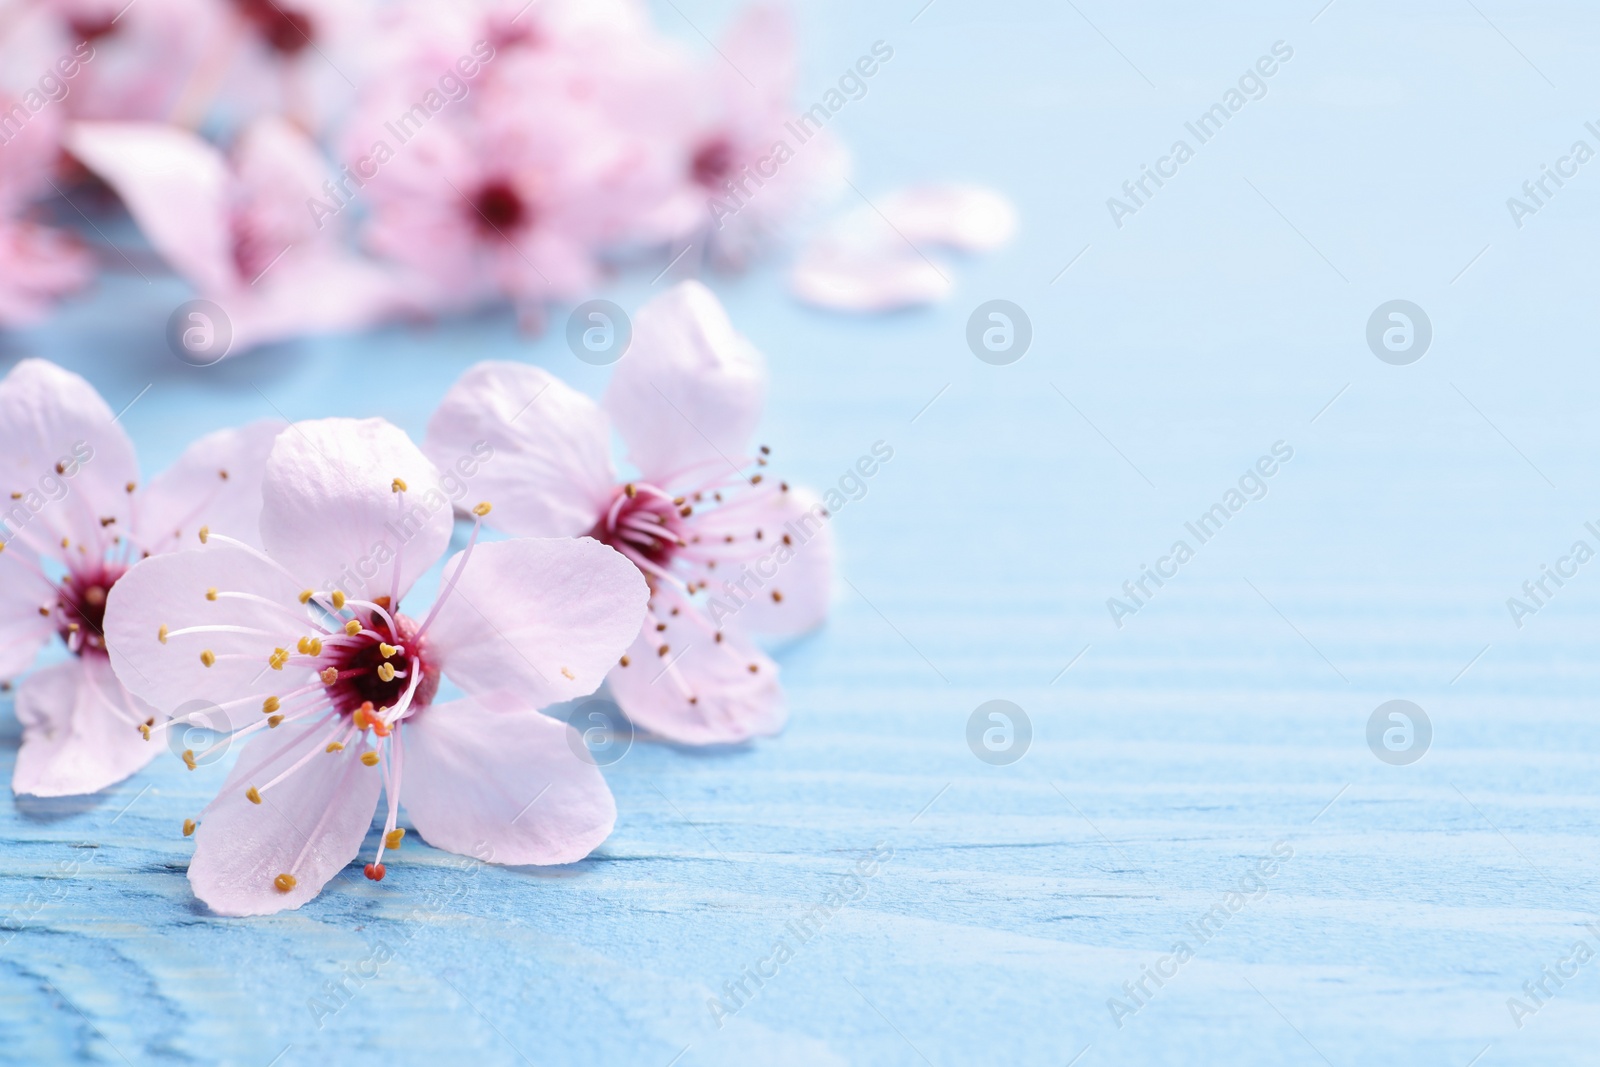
[602,281,767,483]
[696,486,833,638]
[425,537,648,708]
[102,539,305,716]
[607,616,784,744]
[721,4,795,107]
[131,419,284,554]
[789,233,951,312]
[0,548,52,679]
[188,720,382,916]
[0,359,140,555]
[226,251,406,352]
[879,185,1018,252]
[0,221,95,327]
[424,362,615,537]
[66,122,236,293]
[13,657,161,797]
[401,693,615,865]
[260,418,453,605]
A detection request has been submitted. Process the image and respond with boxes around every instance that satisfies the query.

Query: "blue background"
[4,0,1600,1063]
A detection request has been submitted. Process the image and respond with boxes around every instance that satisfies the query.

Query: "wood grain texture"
[6,0,1600,1063]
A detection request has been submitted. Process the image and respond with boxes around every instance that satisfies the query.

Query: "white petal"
[132,419,284,554]
[103,540,306,717]
[402,694,614,866]
[13,657,161,797]
[602,281,767,483]
[0,359,139,557]
[260,418,452,604]
[188,720,382,916]
[425,537,648,709]
[424,362,615,537]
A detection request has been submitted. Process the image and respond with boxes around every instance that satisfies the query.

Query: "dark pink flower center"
[690,138,736,187]
[234,0,314,55]
[471,179,531,235]
[323,611,439,719]
[587,485,685,575]
[57,563,126,656]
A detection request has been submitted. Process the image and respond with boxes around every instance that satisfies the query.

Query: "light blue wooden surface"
[5,1,1600,1063]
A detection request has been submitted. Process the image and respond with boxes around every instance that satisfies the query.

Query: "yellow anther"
[353,704,371,730]
[267,714,284,728]
[298,589,314,604]
[624,483,637,498]
[66,623,79,633]
[182,749,197,771]
[269,648,289,670]
[307,638,322,656]
[138,724,151,741]
[325,741,344,753]
[126,481,137,493]
[320,667,339,684]
[379,643,398,658]
[205,587,218,601]
[345,620,361,636]
[182,819,196,836]
[376,662,396,683]
[392,477,408,493]
[263,696,280,714]
[246,786,261,804]
[156,625,169,644]
[331,590,346,610]
[296,636,311,654]
[560,666,575,680]
[200,650,216,667]
[361,751,380,767]
[385,828,405,850]
[472,502,492,516]
[198,525,209,544]
[619,655,630,667]
[273,873,297,893]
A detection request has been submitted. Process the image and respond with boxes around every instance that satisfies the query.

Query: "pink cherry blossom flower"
[342,0,689,320]
[0,105,94,326]
[424,281,832,745]
[103,416,648,915]
[0,359,281,796]
[647,4,849,268]
[18,0,219,123]
[67,116,404,352]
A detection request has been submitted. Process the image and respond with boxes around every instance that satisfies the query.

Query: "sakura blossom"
[68,116,404,351]
[424,281,832,745]
[0,359,281,796]
[649,4,850,268]
[103,417,648,915]
[0,104,94,326]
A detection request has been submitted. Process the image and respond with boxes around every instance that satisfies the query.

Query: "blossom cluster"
[0,281,832,915]
[0,0,848,343]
